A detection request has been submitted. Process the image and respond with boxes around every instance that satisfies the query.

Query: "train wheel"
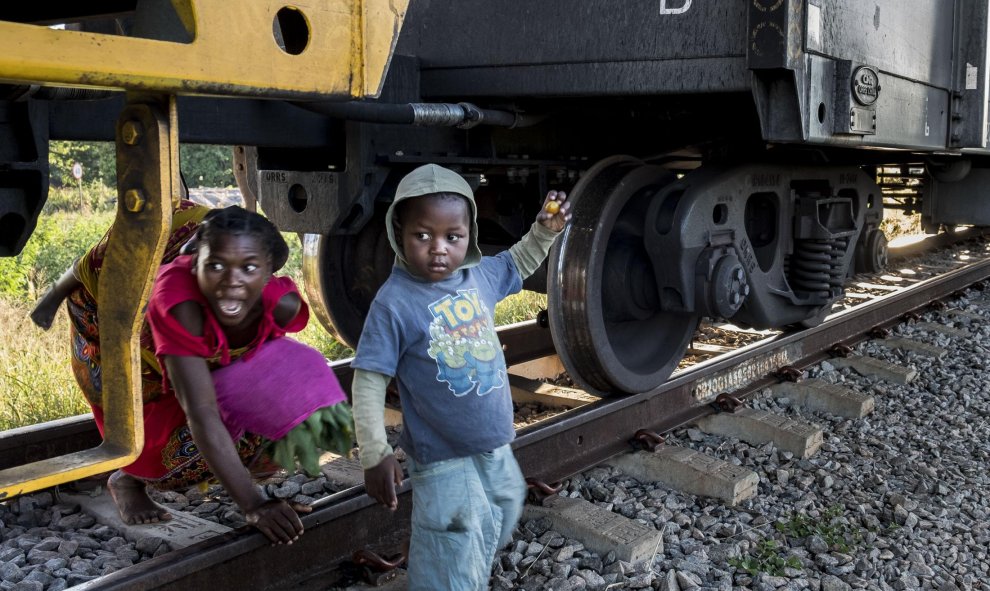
[548,156,698,395]
[855,228,889,274]
[302,207,392,348]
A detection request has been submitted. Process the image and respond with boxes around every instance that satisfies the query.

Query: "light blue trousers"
[406,444,526,591]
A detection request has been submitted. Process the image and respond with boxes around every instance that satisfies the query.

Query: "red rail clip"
[353,548,407,572]
[713,393,744,413]
[526,478,563,504]
[830,343,853,358]
[869,326,891,339]
[629,429,666,452]
[774,366,802,382]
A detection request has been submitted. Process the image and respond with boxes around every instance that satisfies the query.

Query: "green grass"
[728,539,802,576]
[0,297,90,430]
[774,504,866,553]
[728,505,873,576]
[496,291,547,325]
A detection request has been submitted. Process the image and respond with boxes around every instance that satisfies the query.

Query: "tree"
[180,144,235,187]
[49,141,115,187]
[48,141,236,189]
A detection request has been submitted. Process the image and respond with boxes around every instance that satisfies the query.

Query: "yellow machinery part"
[0,0,407,499]
[0,96,176,500]
[0,0,409,99]
[0,0,407,498]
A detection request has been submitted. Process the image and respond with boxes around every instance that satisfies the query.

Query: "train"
[2,0,990,491]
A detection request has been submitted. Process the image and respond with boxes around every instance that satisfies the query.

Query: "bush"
[181,145,235,188]
[48,141,236,192]
[42,183,117,214]
[49,140,115,187]
[0,210,113,302]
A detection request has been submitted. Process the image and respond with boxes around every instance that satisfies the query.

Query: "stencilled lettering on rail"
[692,344,801,402]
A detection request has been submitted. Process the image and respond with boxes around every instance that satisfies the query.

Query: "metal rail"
[73,252,990,590]
[513,256,990,484]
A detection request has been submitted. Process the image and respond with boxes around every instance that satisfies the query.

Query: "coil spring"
[789,238,848,298]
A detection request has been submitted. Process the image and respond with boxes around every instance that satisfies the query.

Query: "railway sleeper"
[523,495,663,564]
[58,491,231,552]
[909,321,973,340]
[875,337,949,360]
[828,355,918,385]
[695,408,824,460]
[770,379,877,420]
[608,449,759,507]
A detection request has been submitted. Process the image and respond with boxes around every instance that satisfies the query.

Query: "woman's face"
[195,233,272,328]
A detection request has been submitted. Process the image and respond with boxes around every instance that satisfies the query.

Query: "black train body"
[3,0,990,392]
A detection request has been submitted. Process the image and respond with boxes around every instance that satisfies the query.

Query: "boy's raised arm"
[508,190,572,279]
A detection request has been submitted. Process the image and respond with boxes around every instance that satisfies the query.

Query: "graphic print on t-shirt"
[427,289,504,396]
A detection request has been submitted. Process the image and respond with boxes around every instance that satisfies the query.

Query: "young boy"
[351,164,571,589]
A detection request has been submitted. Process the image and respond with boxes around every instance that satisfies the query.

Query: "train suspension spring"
[788,237,849,299]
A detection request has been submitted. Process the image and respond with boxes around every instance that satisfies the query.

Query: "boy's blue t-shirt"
[352,251,523,464]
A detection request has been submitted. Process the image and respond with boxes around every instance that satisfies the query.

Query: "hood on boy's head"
[386,164,482,270]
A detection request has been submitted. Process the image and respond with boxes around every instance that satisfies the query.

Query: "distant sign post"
[71,162,85,210]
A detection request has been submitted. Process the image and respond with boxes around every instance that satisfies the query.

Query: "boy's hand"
[537,190,572,233]
[364,455,403,510]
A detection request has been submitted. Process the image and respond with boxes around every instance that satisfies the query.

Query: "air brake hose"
[1,84,540,129]
[291,100,542,129]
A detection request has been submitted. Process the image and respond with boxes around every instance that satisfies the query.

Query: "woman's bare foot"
[107,470,172,524]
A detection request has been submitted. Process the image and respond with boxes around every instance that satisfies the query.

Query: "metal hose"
[291,99,542,129]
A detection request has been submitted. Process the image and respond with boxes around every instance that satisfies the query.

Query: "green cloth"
[270,403,355,477]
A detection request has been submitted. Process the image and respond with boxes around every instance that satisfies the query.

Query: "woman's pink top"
[146,254,308,370]
[144,254,345,440]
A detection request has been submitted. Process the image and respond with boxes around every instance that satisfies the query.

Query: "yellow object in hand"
[544,200,560,215]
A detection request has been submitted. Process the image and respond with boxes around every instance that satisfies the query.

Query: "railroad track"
[2,229,989,590]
